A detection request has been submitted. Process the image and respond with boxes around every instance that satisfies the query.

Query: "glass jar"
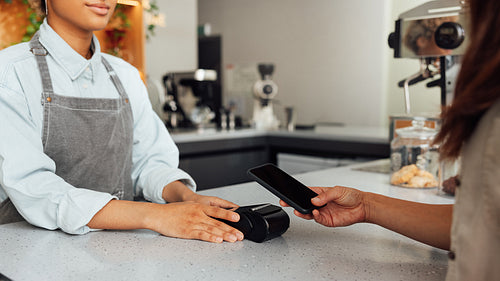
[438,159,460,196]
[390,118,440,188]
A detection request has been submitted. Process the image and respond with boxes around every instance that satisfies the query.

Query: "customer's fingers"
[312,186,346,205]
[279,200,290,207]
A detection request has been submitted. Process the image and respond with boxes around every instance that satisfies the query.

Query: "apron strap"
[29,32,54,95]
[101,57,128,99]
[29,32,129,100]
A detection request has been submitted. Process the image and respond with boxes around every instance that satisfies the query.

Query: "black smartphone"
[247,163,324,214]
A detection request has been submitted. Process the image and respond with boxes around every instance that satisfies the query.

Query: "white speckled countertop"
[0,160,453,281]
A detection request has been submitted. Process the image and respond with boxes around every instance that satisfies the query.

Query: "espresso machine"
[162,69,220,130]
[252,63,280,130]
[388,0,468,114]
[387,0,468,194]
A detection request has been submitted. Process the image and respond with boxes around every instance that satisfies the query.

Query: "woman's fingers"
[153,202,244,243]
[191,221,240,243]
[190,229,224,243]
[189,194,239,209]
[203,205,244,241]
[209,197,239,209]
[205,204,240,222]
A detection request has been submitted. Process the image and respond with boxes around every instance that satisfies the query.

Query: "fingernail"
[232,213,240,221]
[228,234,237,242]
[312,197,320,202]
[215,237,223,243]
[236,232,244,240]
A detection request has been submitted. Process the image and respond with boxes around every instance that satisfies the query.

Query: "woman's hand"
[151,181,242,242]
[280,186,367,227]
[183,193,239,210]
[162,181,238,209]
[145,201,244,243]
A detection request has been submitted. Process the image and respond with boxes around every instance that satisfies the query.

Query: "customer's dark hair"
[434,0,500,160]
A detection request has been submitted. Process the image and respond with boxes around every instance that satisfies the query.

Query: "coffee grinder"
[252,63,280,130]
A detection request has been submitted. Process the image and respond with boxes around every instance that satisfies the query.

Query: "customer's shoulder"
[480,98,500,128]
[475,98,500,157]
[490,98,500,116]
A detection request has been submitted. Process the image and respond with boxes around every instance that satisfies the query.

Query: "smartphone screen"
[247,163,322,214]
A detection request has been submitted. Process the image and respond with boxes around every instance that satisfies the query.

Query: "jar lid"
[395,117,438,139]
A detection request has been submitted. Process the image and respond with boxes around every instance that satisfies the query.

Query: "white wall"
[198,0,389,127]
[144,0,443,127]
[196,0,443,127]
[145,0,197,83]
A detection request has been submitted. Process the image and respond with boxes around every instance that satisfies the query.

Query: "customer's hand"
[280,186,367,227]
[146,201,244,243]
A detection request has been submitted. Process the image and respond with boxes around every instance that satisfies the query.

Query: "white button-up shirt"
[0,20,195,234]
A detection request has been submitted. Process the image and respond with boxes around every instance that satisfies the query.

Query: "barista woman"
[0,0,243,243]
[281,0,499,280]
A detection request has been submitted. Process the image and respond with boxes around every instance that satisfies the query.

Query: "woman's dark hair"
[28,0,46,15]
[434,0,500,160]
[41,0,46,14]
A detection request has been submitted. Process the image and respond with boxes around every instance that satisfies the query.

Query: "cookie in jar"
[390,118,440,188]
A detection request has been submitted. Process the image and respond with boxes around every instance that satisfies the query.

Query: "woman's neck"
[47,18,94,59]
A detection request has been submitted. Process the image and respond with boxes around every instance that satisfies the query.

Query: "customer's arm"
[281,186,452,250]
[364,191,452,250]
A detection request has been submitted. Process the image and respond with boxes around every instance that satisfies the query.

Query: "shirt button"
[448,251,456,260]
[83,84,88,89]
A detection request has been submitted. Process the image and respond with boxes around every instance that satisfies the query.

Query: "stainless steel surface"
[164,69,217,82]
[388,0,467,112]
[284,106,296,132]
[391,0,468,59]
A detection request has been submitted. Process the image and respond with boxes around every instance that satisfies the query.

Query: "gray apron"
[0,33,134,224]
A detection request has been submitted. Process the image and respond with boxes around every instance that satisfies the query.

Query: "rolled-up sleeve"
[124,68,196,203]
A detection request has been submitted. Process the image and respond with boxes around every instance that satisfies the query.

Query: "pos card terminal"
[218,203,290,243]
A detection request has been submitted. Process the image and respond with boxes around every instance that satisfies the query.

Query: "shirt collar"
[38,19,103,81]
